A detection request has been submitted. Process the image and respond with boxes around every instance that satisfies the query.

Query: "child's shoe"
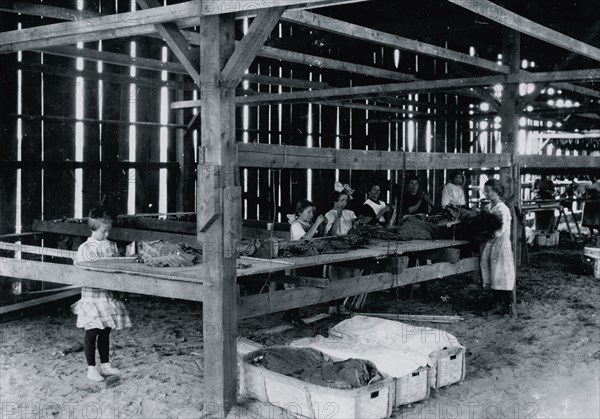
[98,363,121,376]
[87,366,105,382]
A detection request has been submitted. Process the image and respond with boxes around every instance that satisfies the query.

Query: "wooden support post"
[500,29,520,318]
[198,15,240,417]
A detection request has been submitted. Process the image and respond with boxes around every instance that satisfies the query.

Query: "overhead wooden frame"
[447,0,600,62]
[0,0,373,53]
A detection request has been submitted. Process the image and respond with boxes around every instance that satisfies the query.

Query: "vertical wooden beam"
[198,15,239,417]
[500,29,520,317]
[175,75,195,212]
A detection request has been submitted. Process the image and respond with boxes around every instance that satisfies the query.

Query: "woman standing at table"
[480,179,515,314]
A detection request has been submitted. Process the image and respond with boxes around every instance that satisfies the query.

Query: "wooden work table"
[0,238,476,316]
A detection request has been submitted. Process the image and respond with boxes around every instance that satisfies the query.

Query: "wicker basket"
[240,351,395,419]
[427,347,466,389]
[582,247,600,279]
[534,230,560,247]
[394,366,430,406]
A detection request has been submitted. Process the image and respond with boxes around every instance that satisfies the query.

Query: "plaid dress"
[480,201,516,291]
[72,238,132,330]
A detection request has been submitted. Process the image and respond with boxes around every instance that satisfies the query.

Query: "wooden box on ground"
[427,347,466,389]
[533,230,559,247]
[239,352,395,419]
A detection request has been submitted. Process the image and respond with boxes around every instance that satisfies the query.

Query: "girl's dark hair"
[332,191,349,203]
[405,174,419,184]
[295,199,315,216]
[88,207,113,231]
[485,178,505,197]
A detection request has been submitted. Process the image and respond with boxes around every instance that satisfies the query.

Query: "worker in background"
[401,174,433,216]
[441,170,467,209]
[533,174,557,231]
[579,177,600,236]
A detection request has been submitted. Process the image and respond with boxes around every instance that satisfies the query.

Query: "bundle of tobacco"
[277,235,368,258]
[137,240,202,267]
[453,212,503,242]
[348,224,402,241]
[394,217,442,240]
[349,218,442,241]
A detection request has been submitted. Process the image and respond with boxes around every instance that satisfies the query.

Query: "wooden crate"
[534,230,559,247]
[427,347,466,389]
[240,352,395,419]
[394,366,430,406]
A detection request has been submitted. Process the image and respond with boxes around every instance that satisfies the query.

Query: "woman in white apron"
[359,182,393,225]
[480,178,516,314]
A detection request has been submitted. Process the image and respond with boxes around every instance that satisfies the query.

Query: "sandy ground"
[1,237,599,419]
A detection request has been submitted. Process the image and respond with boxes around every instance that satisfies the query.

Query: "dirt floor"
[1,236,599,419]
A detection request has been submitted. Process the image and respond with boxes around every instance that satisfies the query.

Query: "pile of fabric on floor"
[248,346,383,389]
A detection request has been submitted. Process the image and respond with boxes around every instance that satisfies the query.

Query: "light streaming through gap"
[159,46,169,217]
[128,40,137,214]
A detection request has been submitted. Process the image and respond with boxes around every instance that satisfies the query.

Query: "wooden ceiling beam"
[0,0,372,53]
[447,0,600,62]
[136,0,200,86]
[233,68,600,106]
[37,45,186,74]
[221,7,285,88]
[282,10,510,74]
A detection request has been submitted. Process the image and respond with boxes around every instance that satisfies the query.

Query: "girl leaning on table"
[324,182,362,314]
[72,208,131,382]
[284,199,326,325]
[480,179,516,314]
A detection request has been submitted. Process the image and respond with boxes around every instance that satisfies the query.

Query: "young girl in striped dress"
[72,208,131,382]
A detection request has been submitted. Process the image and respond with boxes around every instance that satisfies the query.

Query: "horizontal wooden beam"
[550,82,600,99]
[243,73,328,89]
[38,45,186,74]
[0,0,371,53]
[0,241,76,259]
[237,143,512,170]
[0,161,178,171]
[257,44,415,82]
[31,220,199,247]
[239,257,479,318]
[0,259,204,301]
[0,2,99,21]
[447,0,600,63]
[228,69,600,105]
[520,155,600,169]
[0,288,82,316]
[9,112,186,129]
[283,10,509,74]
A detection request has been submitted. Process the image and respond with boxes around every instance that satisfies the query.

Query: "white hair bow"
[334,181,354,198]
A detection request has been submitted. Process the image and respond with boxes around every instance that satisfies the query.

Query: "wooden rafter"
[223,68,600,106]
[221,7,285,88]
[136,0,200,86]
[0,0,372,53]
[447,0,600,62]
[517,20,600,110]
[282,10,509,74]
